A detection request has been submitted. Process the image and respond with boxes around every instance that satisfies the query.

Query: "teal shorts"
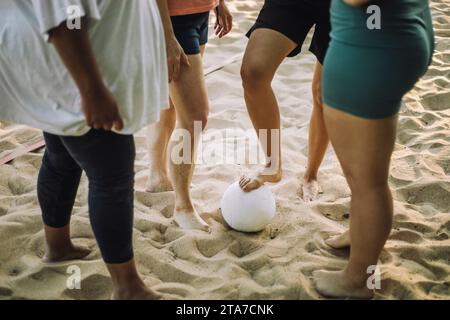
[322,0,435,119]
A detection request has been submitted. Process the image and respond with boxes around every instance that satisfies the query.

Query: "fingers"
[239,176,250,189]
[215,19,222,36]
[226,15,233,34]
[180,51,190,67]
[222,14,232,37]
[214,8,219,30]
[82,86,124,132]
[173,56,181,81]
[216,16,225,37]
[86,113,124,132]
[103,122,113,131]
[113,116,124,131]
[169,52,189,83]
[215,13,233,38]
[221,15,229,37]
[168,42,190,83]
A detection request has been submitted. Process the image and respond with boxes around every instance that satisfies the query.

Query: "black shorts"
[246,0,331,64]
[171,12,210,55]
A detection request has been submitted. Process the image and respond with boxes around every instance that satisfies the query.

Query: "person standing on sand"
[313,0,434,299]
[238,0,332,202]
[0,0,183,300]
[146,0,233,232]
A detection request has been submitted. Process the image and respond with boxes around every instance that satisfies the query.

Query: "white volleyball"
[221,182,276,232]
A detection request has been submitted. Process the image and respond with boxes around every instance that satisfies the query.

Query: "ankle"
[113,279,147,297]
[174,202,195,212]
[112,270,144,289]
[149,166,168,175]
[46,241,75,254]
[342,267,369,288]
[263,163,282,176]
[303,171,318,182]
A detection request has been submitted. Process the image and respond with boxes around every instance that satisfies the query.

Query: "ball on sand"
[221,182,276,232]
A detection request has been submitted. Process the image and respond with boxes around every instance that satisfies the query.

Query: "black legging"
[37,129,135,264]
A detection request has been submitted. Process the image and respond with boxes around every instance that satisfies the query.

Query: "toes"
[239,176,249,188]
[325,236,338,248]
[242,177,265,193]
[173,210,212,233]
[312,270,324,279]
[301,180,321,202]
[302,189,315,202]
[240,179,252,191]
[325,231,350,249]
[242,181,254,192]
[312,271,329,297]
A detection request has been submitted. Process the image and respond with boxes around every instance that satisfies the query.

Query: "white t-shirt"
[0,0,169,136]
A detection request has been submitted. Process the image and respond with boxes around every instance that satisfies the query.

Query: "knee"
[197,110,209,130]
[241,61,271,93]
[87,161,135,198]
[184,109,210,132]
[89,173,135,205]
[164,106,177,129]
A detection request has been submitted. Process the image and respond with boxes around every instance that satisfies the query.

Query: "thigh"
[169,54,209,123]
[323,106,397,188]
[323,41,429,119]
[243,28,297,80]
[60,130,135,180]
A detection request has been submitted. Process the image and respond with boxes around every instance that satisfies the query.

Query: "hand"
[214,1,233,38]
[166,35,190,82]
[81,85,124,131]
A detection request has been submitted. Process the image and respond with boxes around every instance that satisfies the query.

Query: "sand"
[0,0,449,300]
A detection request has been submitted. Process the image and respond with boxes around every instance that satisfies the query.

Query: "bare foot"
[146,171,173,193]
[302,178,321,202]
[43,244,91,263]
[173,206,211,233]
[112,284,162,300]
[326,230,350,249]
[313,270,374,299]
[239,167,282,193]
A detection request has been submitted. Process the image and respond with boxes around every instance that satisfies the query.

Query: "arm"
[48,20,123,131]
[214,0,233,38]
[156,0,190,82]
